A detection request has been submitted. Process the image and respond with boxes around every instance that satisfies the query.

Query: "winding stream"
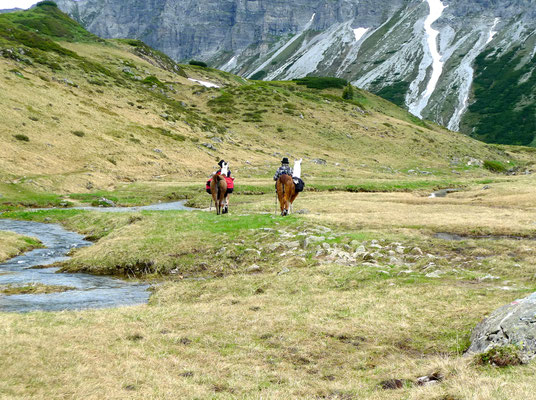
[0,201,193,313]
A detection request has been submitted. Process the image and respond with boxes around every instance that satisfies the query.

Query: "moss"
[476,345,522,367]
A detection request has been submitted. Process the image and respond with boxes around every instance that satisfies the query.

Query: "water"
[35,200,194,213]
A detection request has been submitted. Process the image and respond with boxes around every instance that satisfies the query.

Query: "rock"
[467,157,483,167]
[354,245,366,255]
[98,197,116,207]
[416,372,443,386]
[395,246,405,254]
[86,181,94,190]
[321,242,330,251]
[295,209,310,214]
[286,241,300,249]
[278,267,290,275]
[246,264,262,273]
[312,158,327,165]
[468,292,536,362]
[267,242,283,251]
[425,271,443,278]
[303,236,324,248]
[201,143,217,151]
[153,148,162,153]
[389,257,403,266]
[410,247,423,255]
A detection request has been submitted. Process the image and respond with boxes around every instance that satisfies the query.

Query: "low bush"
[483,160,507,173]
[189,60,207,68]
[13,134,29,142]
[71,130,85,137]
[294,76,347,90]
[476,345,522,367]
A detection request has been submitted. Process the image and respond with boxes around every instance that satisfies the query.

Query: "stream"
[0,201,193,313]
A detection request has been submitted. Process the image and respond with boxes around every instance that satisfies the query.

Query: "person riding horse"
[273,157,293,182]
[274,157,305,216]
[206,159,234,213]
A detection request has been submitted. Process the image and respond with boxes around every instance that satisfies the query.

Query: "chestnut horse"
[276,174,297,216]
[210,174,227,215]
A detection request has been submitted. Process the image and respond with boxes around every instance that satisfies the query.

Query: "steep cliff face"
[55,0,536,145]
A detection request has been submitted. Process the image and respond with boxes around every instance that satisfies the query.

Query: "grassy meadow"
[1,3,536,399]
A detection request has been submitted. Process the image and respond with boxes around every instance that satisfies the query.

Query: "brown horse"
[210,174,227,215]
[276,174,298,216]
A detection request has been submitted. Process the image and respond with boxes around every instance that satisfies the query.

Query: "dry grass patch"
[0,231,42,263]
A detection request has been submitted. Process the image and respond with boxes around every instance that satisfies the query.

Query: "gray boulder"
[468,292,536,362]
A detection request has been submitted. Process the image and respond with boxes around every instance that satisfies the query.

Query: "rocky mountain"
[51,0,536,145]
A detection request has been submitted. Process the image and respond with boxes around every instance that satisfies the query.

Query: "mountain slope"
[55,0,536,145]
[0,3,524,196]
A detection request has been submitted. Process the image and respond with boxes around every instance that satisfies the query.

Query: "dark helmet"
[218,159,225,167]
[281,157,289,165]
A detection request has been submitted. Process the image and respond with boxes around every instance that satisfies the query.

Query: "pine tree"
[342,83,354,100]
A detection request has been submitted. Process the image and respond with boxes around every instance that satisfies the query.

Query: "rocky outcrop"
[468,292,536,362]
[55,0,536,144]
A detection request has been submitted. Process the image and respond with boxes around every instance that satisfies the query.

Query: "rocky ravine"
[55,0,536,145]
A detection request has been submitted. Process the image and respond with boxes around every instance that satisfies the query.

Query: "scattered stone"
[277,267,290,275]
[295,209,310,214]
[98,197,116,207]
[246,264,262,273]
[416,372,443,386]
[286,241,300,249]
[201,143,217,151]
[312,158,327,165]
[467,157,483,167]
[482,185,491,190]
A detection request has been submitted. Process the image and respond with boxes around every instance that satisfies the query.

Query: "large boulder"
[468,292,536,362]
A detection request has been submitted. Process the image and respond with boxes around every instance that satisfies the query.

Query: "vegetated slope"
[0,3,517,195]
[55,0,536,145]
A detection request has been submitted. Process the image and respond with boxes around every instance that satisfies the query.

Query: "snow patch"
[486,18,500,45]
[407,0,447,118]
[188,78,220,88]
[353,28,369,42]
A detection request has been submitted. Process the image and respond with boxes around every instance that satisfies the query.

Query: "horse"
[276,174,296,216]
[210,174,227,215]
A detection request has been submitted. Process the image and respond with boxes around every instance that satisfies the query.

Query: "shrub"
[71,130,85,137]
[342,83,355,100]
[142,75,164,87]
[483,160,507,173]
[13,134,29,142]
[36,1,58,6]
[250,70,267,81]
[477,345,522,367]
[294,76,348,90]
[189,60,207,68]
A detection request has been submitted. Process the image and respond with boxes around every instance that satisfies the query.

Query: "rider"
[209,159,233,213]
[273,157,293,181]
[217,159,232,177]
